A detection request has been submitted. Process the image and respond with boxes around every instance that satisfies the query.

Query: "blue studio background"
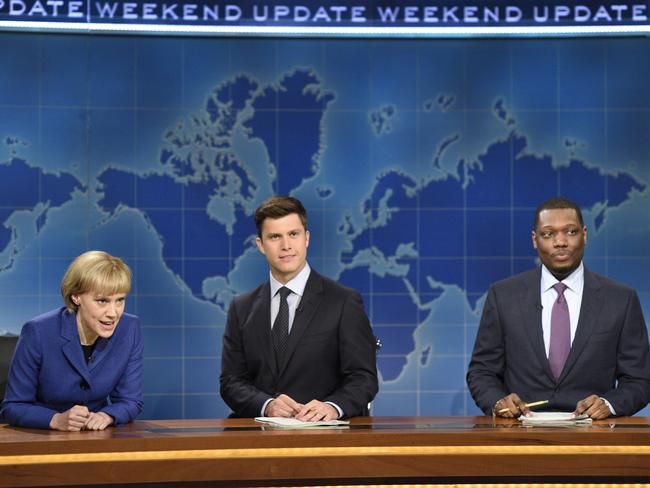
[1,35,649,418]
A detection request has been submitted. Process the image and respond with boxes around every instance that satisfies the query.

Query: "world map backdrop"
[1,34,649,418]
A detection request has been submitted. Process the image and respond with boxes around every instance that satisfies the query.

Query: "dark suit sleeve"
[0,322,59,429]
[466,286,509,415]
[102,318,144,424]
[220,298,273,418]
[602,291,650,416]
[323,290,378,418]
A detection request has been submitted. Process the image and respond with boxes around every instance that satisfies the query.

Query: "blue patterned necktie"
[549,282,570,380]
[273,286,291,366]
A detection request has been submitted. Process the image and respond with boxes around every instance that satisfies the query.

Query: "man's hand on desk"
[574,395,611,420]
[493,393,530,418]
[295,400,338,422]
[265,394,304,418]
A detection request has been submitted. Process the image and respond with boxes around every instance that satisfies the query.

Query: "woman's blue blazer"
[1,307,143,428]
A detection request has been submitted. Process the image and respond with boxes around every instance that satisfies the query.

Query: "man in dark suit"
[220,195,378,420]
[467,196,650,419]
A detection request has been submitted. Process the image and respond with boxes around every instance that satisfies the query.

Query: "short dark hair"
[534,196,584,230]
[254,195,308,238]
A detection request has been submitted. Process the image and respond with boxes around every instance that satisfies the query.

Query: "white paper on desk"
[519,411,592,426]
[254,417,350,429]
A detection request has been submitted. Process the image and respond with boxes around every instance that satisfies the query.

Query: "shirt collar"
[541,261,584,294]
[270,262,311,298]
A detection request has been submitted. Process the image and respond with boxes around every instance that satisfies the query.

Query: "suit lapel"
[278,271,323,377]
[518,268,554,380]
[60,311,92,386]
[559,268,603,381]
[250,283,277,377]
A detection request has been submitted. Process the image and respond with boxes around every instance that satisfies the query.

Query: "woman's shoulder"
[119,312,140,326]
[23,307,68,330]
[115,313,142,340]
[18,308,69,345]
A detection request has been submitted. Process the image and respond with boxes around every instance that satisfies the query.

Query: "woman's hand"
[49,405,90,431]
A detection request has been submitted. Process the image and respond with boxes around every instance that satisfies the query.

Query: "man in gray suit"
[220,195,378,420]
[467,196,650,419]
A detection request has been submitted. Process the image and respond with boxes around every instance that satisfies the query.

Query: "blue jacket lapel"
[60,311,92,386]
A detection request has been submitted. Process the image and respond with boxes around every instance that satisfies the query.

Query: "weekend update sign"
[1,0,649,35]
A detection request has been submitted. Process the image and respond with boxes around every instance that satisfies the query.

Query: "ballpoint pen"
[498,400,548,414]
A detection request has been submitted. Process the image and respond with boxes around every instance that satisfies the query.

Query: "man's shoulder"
[309,270,360,299]
[231,282,267,306]
[490,268,539,291]
[585,268,637,294]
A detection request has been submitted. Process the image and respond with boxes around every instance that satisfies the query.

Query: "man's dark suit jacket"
[467,267,650,416]
[220,270,378,418]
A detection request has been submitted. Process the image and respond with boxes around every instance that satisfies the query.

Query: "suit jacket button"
[80,380,90,390]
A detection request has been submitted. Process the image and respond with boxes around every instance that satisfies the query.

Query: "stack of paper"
[519,411,592,427]
[254,417,350,429]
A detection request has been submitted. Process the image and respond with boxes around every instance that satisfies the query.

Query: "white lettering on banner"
[593,5,614,21]
[123,2,137,19]
[442,6,459,22]
[142,2,156,19]
[68,0,81,16]
[9,0,26,14]
[29,0,47,15]
[377,6,399,22]
[351,6,365,22]
[249,5,366,23]
[312,6,331,22]
[633,4,647,20]
[423,6,438,22]
[554,5,570,21]
[1,1,649,26]
[273,4,288,20]
[294,5,309,21]
[575,5,591,21]
[225,4,240,20]
[183,3,196,20]
[95,2,117,18]
[505,6,522,22]
[161,3,178,20]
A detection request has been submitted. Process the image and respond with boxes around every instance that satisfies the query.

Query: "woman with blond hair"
[1,251,143,430]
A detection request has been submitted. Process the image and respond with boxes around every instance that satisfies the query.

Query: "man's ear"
[305,230,310,248]
[255,237,266,255]
[531,230,538,250]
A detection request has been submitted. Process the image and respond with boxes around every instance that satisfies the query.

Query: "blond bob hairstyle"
[60,251,132,313]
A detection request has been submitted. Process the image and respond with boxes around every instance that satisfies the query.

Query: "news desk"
[1,416,650,487]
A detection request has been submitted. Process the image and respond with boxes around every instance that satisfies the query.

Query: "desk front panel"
[1,416,649,486]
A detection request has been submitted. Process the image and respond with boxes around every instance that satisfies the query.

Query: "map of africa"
[1,35,649,418]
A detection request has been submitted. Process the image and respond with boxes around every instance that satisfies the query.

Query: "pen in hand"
[498,399,548,414]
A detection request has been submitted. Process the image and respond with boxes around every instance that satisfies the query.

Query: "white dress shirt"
[270,262,311,334]
[539,262,615,414]
[540,262,584,357]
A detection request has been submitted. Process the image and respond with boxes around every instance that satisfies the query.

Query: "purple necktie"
[549,282,570,380]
